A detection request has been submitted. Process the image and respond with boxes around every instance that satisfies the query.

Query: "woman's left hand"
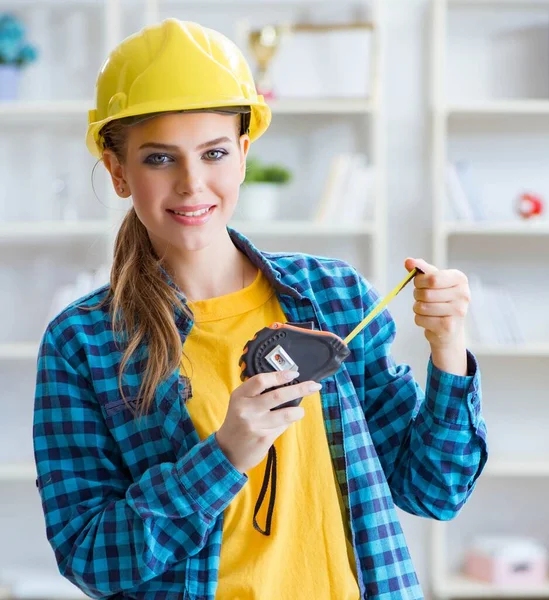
[404,257,471,349]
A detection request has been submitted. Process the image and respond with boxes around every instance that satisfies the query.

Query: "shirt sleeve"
[33,325,248,598]
[351,268,488,521]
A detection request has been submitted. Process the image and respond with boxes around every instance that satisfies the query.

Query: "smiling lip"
[168,205,216,226]
[168,204,214,212]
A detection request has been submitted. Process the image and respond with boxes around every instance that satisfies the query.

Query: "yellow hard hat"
[86,18,272,158]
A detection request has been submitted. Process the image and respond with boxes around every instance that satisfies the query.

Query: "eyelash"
[144,149,228,165]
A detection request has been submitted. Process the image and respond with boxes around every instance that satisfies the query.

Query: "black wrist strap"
[253,445,277,536]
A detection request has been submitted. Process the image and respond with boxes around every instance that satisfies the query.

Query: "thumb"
[404,257,437,274]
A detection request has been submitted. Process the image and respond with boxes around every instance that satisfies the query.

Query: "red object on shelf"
[517,193,544,219]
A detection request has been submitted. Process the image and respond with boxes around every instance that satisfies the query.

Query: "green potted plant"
[0,14,38,101]
[237,157,292,221]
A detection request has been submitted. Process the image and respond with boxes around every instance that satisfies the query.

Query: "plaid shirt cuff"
[425,349,481,427]
[177,432,248,520]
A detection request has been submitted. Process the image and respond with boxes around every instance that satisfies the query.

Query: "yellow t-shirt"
[182,266,360,600]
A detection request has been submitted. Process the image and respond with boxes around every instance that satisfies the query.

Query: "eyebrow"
[138,137,233,152]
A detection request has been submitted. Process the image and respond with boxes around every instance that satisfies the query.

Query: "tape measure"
[239,266,422,536]
[239,267,422,408]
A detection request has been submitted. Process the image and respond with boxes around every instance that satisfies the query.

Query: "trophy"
[247,24,288,99]
[241,20,374,100]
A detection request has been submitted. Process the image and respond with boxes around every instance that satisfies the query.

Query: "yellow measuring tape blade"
[343,268,420,346]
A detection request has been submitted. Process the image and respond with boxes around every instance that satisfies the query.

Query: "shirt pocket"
[102,397,175,471]
[103,396,139,417]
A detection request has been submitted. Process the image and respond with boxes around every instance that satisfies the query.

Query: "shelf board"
[0,463,36,481]
[161,0,350,6]
[0,98,374,120]
[485,459,549,477]
[269,98,375,114]
[438,574,549,598]
[230,219,375,235]
[448,0,549,7]
[0,343,39,360]
[0,220,112,242]
[441,221,549,236]
[0,100,91,120]
[444,100,549,115]
[470,343,549,357]
[0,0,97,5]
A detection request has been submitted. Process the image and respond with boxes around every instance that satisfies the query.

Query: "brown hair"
[90,109,251,416]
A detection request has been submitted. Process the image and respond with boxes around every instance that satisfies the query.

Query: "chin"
[167,222,228,254]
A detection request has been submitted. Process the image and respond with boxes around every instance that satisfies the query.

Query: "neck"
[153,228,254,301]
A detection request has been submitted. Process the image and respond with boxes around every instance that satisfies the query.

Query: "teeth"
[172,207,210,217]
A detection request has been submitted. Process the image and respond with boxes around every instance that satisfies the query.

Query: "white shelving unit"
[430,1,549,598]
[0,0,385,597]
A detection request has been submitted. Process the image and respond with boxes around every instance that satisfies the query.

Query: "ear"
[102,149,130,198]
[239,134,251,185]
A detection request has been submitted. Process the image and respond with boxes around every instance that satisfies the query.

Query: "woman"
[33,18,487,600]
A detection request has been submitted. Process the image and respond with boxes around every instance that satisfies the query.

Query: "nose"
[175,161,205,196]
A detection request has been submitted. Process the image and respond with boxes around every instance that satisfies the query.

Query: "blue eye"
[144,153,173,165]
[204,149,228,161]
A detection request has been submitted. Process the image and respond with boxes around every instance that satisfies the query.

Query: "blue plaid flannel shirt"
[33,227,488,600]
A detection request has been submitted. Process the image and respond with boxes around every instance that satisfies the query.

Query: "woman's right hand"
[215,370,322,474]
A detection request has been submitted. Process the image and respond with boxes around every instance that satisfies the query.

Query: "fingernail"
[284,370,299,380]
[308,382,322,392]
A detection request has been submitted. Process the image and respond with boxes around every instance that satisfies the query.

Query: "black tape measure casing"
[239,322,351,410]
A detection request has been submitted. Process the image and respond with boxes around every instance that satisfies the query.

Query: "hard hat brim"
[87,98,271,158]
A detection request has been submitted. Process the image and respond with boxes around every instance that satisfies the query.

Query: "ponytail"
[87,108,248,415]
[106,207,190,415]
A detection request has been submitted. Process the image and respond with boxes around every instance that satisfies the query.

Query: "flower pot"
[236,182,282,221]
[0,65,20,101]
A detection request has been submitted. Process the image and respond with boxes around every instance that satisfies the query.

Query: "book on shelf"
[314,153,374,224]
[467,274,524,345]
[445,160,486,221]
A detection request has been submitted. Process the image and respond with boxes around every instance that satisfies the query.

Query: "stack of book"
[467,274,524,345]
[314,153,374,224]
[445,160,486,221]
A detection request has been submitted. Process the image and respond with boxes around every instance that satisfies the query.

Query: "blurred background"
[0,0,548,598]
